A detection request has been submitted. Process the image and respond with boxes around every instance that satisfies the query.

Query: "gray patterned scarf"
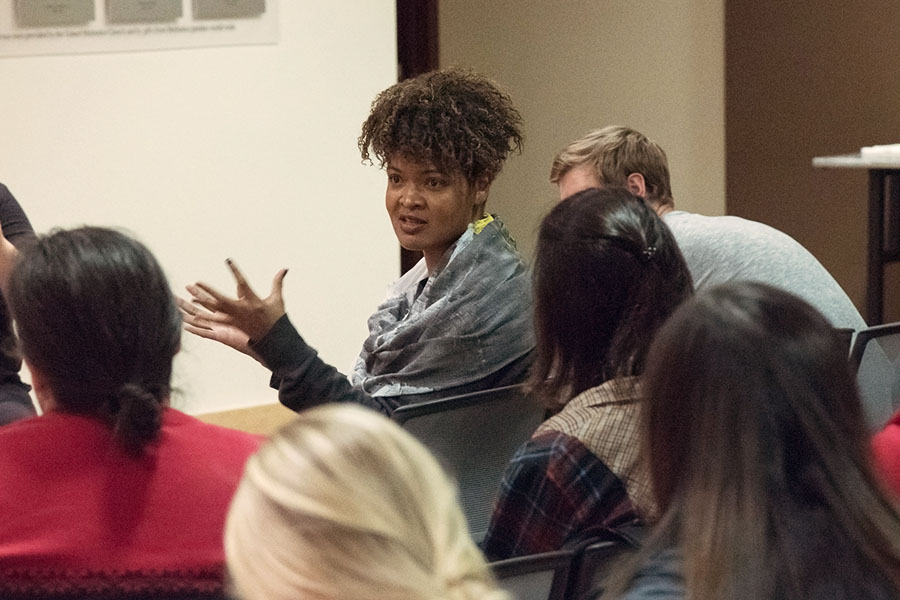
[350,216,534,398]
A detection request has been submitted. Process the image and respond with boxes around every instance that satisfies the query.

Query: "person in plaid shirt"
[483,187,692,560]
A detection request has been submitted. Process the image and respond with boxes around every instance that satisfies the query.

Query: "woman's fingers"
[176,295,200,315]
[226,258,260,299]
[177,295,229,326]
[187,260,268,315]
[270,268,288,299]
[182,260,287,344]
[176,296,205,323]
[186,282,234,313]
[183,322,218,340]
[178,295,251,353]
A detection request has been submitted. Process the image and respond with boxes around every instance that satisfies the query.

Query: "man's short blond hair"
[550,125,674,208]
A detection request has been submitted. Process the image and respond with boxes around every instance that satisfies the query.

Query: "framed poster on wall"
[0,0,277,57]
[15,0,96,27]
[106,0,183,24]
[193,0,265,20]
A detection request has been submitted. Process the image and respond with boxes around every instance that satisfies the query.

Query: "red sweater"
[0,408,262,595]
[872,409,900,500]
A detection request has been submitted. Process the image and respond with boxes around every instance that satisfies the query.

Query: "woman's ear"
[474,176,492,207]
[26,359,56,414]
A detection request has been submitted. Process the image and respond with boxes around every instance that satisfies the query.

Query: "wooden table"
[813,153,900,324]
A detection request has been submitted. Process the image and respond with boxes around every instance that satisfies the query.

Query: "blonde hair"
[549,125,674,208]
[225,404,509,600]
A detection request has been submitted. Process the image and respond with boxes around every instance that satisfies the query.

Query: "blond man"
[551,125,865,331]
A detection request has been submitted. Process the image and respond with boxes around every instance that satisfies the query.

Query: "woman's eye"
[388,174,401,184]
[426,179,445,188]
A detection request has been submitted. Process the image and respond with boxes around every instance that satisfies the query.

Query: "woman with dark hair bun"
[607,282,900,600]
[483,187,693,560]
[0,227,262,596]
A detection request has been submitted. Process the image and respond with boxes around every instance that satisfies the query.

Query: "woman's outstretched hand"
[178,258,288,357]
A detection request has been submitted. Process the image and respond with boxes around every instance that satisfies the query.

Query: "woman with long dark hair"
[482,187,692,559]
[608,282,900,600]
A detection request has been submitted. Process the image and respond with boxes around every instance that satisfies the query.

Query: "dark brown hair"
[530,187,692,408]
[7,227,181,455]
[358,68,523,184]
[613,282,900,599]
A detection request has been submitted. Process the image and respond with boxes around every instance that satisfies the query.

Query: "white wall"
[0,1,399,414]
[440,0,725,261]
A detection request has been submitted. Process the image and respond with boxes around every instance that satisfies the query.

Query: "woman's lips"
[398,215,426,234]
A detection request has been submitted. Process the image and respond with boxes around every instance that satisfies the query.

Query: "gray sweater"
[664,211,866,330]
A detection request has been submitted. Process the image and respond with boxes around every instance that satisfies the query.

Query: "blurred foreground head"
[225,404,509,600]
[640,281,900,599]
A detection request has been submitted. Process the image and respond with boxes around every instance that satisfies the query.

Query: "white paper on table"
[861,143,900,156]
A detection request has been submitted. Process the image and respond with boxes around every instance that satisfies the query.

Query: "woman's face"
[385,155,488,272]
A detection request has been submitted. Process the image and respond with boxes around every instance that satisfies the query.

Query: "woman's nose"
[400,186,423,207]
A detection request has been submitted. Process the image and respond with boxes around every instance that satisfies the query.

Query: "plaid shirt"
[482,377,651,560]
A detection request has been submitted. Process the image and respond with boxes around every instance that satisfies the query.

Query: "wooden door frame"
[395,0,438,274]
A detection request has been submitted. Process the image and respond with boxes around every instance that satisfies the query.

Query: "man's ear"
[626,172,647,198]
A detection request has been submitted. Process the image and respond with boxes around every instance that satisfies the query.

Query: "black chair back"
[491,549,574,600]
[565,526,645,600]
[849,321,900,430]
[392,384,546,542]
[835,327,856,356]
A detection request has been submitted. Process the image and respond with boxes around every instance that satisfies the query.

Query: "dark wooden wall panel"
[725,1,900,318]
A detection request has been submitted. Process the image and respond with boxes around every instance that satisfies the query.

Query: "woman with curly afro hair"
[180,69,535,415]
